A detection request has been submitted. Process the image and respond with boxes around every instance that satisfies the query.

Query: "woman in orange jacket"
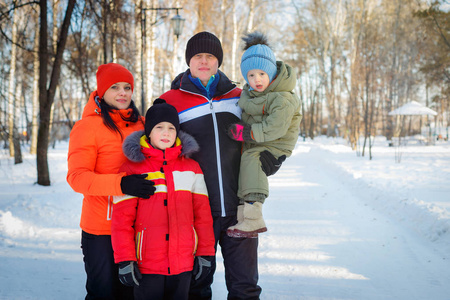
[67,63,155,299]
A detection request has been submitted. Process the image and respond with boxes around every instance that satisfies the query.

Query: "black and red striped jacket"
[161,70,242,217]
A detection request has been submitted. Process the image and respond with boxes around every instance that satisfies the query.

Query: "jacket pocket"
[192,226,198,255]
[136,230,144,261]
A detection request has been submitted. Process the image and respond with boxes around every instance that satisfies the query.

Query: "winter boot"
[227,202,267,238]
[227,204,249,234]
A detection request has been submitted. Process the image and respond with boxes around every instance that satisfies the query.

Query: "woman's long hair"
[100,100,142,140]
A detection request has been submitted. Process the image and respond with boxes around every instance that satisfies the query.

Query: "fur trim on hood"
[122,130,200,163]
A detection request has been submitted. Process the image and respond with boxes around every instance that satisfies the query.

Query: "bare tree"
[37,0,76,186]
[135,0,143,112]
[7,3,18,158]
[13,75,22,164]
[30,15,39,155]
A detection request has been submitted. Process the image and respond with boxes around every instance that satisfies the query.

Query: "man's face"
[189,53,219,86]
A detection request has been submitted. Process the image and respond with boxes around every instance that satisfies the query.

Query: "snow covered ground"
[1,136,449,300]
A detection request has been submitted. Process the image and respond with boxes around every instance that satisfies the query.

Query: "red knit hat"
[96,63,134,99]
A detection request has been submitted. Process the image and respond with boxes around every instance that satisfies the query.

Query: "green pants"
[237,145,288,203]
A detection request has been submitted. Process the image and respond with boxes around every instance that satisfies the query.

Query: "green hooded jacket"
[239,61,302,155]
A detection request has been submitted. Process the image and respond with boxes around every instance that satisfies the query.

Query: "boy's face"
[149,122,177,150]
[247,69,270,92]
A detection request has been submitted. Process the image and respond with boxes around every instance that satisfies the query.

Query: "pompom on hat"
[145,99,180,138]
[240,32,277,84]
[96,63,134,99]
[185,31,223,67]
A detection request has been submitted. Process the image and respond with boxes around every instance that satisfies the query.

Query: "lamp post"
[140,7,185,114]
[170,9,185,40]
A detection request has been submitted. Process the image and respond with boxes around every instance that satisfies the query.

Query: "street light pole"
[140,7,185,115]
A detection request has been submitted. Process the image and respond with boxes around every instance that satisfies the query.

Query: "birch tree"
[48,0,61,142]
[135,0,143,113]
[13,76,22,164]
[30,19,39,155]
[246,0,255,33]
[231,3,238,81]
[7,4,18,158]
[111,0,118,62]
[144,0,157,110]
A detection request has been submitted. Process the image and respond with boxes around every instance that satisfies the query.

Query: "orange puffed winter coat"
[67,91,144,235]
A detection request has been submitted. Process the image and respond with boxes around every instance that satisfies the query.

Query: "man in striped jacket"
[161,32,269,300]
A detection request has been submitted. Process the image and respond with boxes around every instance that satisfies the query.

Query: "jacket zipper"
[136,230,144,261]
[106,196,113,220]
[180,87,238,217]
[208,100,227,217]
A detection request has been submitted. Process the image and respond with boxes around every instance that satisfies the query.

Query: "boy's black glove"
[120,174,155,199]
[193,256,214,281]
[259,150,286,176]
[118,261,142,287]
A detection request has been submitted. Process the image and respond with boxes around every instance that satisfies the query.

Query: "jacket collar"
[82,91,135,125]
[188,73,220,100]
[171,69,237,98]
[122,130,200,163]
[244,61,296,96]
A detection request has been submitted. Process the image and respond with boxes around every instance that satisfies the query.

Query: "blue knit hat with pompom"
[240,32,277,84]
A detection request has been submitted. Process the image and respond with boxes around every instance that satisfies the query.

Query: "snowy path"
[213,142,450,299]
[1,139,449,299]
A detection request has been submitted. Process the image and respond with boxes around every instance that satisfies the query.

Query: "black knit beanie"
[185,31,223,67]
[145,99,180,138]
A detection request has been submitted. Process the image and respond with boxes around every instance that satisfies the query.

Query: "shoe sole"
[226,227,267,238]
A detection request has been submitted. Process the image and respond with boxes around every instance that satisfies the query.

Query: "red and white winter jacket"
[111,130,215,275]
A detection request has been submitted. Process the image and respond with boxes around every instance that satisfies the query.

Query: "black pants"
[81,231,134,300]
[134,271,192,300]
[189,216,261,300]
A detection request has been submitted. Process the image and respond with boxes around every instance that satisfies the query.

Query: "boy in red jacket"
[111,99,215,300]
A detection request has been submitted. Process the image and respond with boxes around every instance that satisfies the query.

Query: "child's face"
[103,82,133,110]
[247,69,270,92]
[149,122,177,150]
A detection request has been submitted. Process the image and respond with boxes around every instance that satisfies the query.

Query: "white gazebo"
[388,101,438,162]
[388,101,437,117]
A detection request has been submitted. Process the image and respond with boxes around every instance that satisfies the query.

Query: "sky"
[0,135,449,299]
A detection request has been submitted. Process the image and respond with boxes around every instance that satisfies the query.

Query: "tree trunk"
[37,0,76,186]
[309,90,316,139]
[246,0,255,33]
[49,0,61,139]
[386,1,402,142]
[144,0,157,109]
[52,0,59,54]
[231,4,237,81]
[135,0,143,114]
[30,17,40,155]
[8,5,18,157]
[111,0,117,62]
[14,82,23,164]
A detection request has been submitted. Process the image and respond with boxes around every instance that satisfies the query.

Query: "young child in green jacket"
[227,31,302,238]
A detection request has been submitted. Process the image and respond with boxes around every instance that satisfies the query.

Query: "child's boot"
[227,202,267,238]
[227,204,244,232]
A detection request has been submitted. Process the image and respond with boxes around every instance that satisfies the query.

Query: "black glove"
[193,256,214,281]
[227,123,253,142]
[118,261,142,287]
[120,174,155,199]
[259,150,286,176]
